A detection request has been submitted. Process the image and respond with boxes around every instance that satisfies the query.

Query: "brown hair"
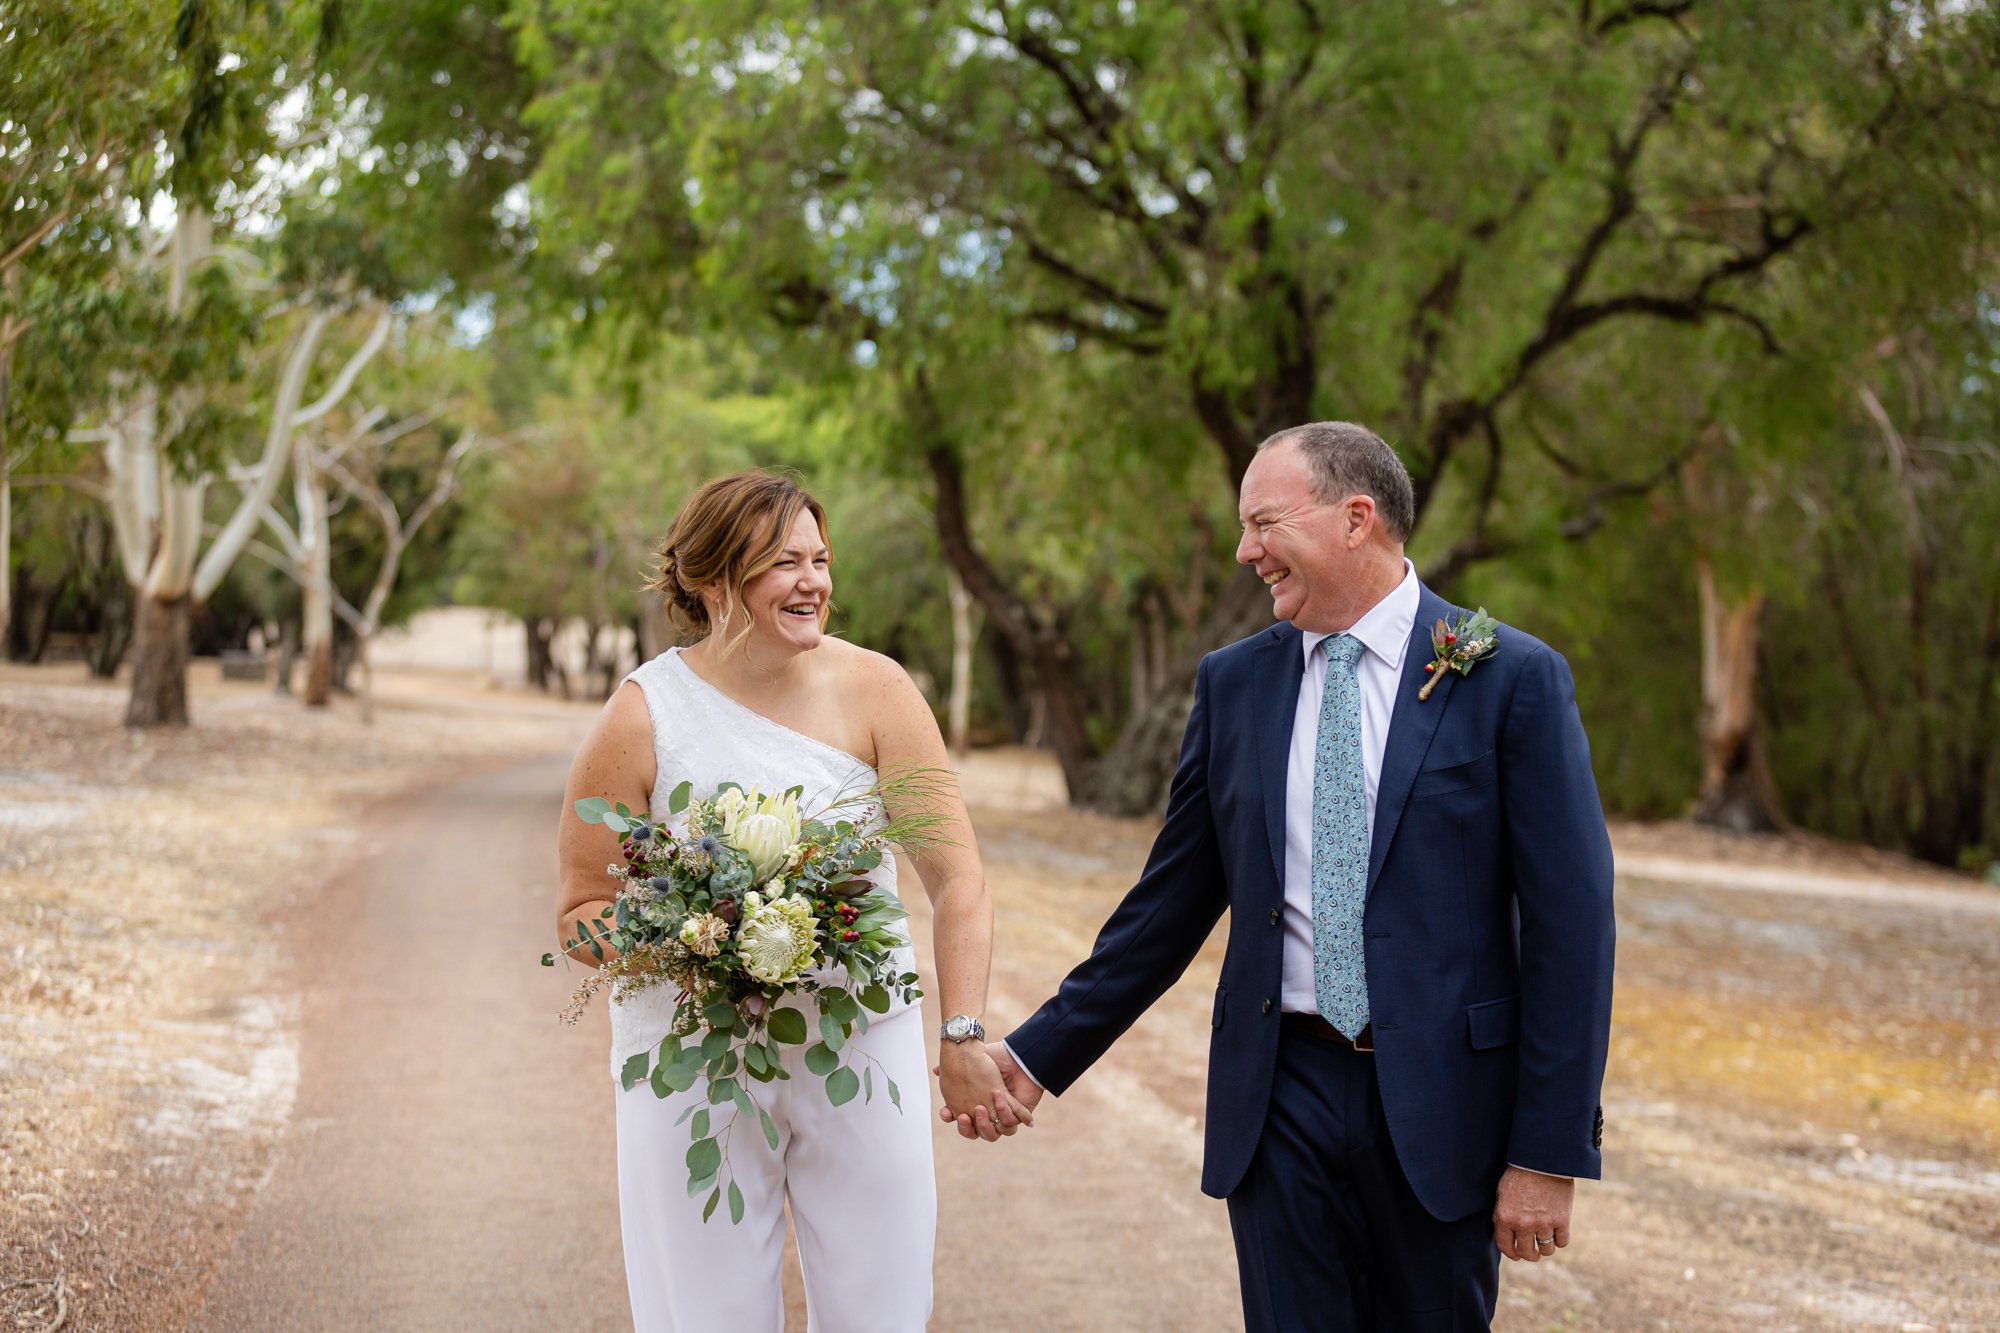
[645,471,831,650]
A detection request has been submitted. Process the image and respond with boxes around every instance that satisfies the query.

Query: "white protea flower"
[712,787,750,835]
[720,787,805,882]
[736,892,820,985]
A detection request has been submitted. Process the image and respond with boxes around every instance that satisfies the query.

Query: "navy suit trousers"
[1228,1028,1500,1332]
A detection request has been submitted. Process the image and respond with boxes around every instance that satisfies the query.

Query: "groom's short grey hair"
[1258,421,1416,543]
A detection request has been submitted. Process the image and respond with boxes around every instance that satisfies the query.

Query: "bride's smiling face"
[724,507,832,656]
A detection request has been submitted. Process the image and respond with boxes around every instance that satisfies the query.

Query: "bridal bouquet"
[543,772,943,1224]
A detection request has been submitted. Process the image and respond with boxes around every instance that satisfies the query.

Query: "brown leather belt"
[1281,1011,1374,1052]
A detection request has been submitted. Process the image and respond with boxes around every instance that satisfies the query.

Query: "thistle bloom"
[736,890,820,985]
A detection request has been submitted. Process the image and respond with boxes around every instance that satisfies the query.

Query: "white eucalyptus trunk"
[947,568,980,754]
[125,205,215,725]
[1693,557,1778,832]
[296,432,335,707]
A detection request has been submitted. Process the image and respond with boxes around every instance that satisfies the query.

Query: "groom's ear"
[1344,494,1377,545]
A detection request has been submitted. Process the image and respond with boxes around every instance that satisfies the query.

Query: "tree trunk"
[272,620,297,696]
[125,593,192,727]
[637,590,668,662]
[302,637,334,707]
[1691,558,1782,832]
[983,621,1031,743]
[296,428,335,707]
[925,442,1099,796]
[0,453,12,659]
[525,614,551,692]
[946,569,979,754]
[1085,567,1272,812]
[355,634,376,724]
[86,584,131,678]
[1,265,18,655]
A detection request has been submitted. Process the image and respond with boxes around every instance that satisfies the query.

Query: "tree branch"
[0,210,71,275]
[291,306,393,426]
[1595,1,1695,37]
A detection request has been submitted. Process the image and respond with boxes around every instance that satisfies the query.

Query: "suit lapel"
[1254,624,1306,892]
[1367,585,1460,896]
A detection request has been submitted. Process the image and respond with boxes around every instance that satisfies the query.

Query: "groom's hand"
[988,1042,1044,1115]
[1492,1166,1574,1262]
[938,1042,1046,1142]
[933,1042,1035,1142]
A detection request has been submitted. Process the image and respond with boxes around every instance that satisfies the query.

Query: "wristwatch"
[939,1014,985,1044]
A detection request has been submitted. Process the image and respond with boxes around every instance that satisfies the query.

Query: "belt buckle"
[1351,1027,1374,1053]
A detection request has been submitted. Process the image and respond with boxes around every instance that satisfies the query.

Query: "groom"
[967,423,1615,1328]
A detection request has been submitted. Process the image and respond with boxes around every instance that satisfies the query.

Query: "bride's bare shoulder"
[812,640,920,712]
[819,637,917,695]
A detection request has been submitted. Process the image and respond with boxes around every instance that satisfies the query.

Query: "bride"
[555,470,1029,1330]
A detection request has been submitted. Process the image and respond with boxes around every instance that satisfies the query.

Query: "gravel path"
[188,756,630,1331]
[11,668,1993,1331]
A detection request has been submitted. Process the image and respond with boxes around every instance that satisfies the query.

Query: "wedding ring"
[1534,1236,1554,1246]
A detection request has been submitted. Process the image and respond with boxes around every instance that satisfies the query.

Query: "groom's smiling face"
[1235,440,1366,633]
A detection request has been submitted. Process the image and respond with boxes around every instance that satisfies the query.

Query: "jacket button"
[1268,908,1281,925]
[1261,998,1273,1014]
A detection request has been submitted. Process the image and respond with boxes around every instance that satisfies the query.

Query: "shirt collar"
[1300,559,1420,672]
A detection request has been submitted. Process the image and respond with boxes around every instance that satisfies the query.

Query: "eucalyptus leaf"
[804,1042,840,1076]
[767,1008,808,1045]
[728,1179,745,1225]
[825,1066,860,1107]
[686,1136,722,1179]
[619,1052,650,1092]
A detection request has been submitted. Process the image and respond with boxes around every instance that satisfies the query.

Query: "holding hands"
[934,1038,1041,1142]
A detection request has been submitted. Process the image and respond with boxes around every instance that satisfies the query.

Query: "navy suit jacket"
[1009,585,1616,1221]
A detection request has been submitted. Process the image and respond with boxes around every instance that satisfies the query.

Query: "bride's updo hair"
[645,471,831,648]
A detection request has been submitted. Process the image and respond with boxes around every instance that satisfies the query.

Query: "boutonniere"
[1419,608,1499,701]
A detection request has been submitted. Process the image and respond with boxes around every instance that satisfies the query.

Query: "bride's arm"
[864,655,1030,1140]
[556,681,658,965]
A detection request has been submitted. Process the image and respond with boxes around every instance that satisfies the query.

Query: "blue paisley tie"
[1312,633,1370,1038]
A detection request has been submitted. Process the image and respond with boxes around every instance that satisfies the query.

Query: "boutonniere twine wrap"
[1419,608,1499,701]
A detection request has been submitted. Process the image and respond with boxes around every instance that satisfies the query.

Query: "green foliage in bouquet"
[543,768,952,1223]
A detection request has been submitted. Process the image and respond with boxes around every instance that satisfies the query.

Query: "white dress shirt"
[1004,562,1418,1088]
[1280,560,1420,1013]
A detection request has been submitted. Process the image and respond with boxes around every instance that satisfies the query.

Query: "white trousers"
[615,1003,936,1332]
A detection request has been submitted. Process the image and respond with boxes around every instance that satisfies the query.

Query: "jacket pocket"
[1466,994,1520,1049]
[1410,748,1497,800]
[1212,985,1227,1029]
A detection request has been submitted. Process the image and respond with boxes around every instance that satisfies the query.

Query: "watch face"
[945,1016,972,1039]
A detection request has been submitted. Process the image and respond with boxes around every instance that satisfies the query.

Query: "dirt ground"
[4,663,1998,1331]
[0,662,592,1332]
